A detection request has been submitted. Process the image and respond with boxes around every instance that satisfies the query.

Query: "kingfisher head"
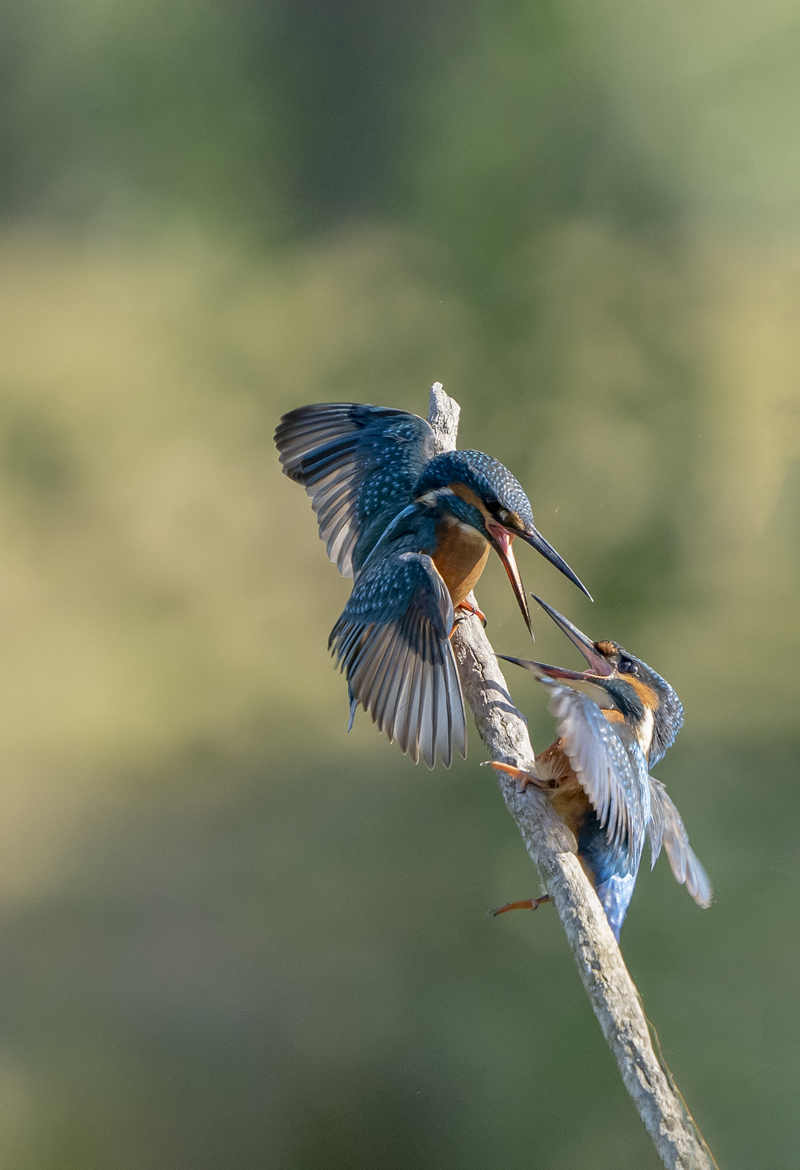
[499,595,683,764]
[414,450,591,634]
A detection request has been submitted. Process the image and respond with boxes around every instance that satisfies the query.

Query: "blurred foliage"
[0,1,798,1168]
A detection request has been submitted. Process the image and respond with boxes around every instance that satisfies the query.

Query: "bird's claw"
[490,895,552,918]
[455,599,487,627]
[484,760,550,793]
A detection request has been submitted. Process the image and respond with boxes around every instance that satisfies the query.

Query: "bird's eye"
[619,657,637,676]
[496,507,511,525]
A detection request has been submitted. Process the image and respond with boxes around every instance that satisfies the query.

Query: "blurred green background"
[1,2,798,1167]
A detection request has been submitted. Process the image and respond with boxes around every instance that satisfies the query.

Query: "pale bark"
[428,382,716,1170]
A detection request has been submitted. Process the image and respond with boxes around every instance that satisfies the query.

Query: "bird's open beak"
[486,523,533,636]
[516,525,593,602]
[497,595,613,681]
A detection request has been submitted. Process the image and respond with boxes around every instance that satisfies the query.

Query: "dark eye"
[496,507,511,525]
[619,657,638,676]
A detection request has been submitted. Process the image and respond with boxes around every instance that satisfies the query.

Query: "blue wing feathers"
[275,402,435,576]
[328,550,465,768]
[648,778,713,908]
[544,680,650,874]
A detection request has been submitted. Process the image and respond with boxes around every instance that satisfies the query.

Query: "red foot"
[485,760,550,792]
[455,599,487,627]
[491,895,551,918]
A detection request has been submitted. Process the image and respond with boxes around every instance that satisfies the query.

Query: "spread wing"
[328,551,466,768]
[274,402,435,577]
[543,680,650,871]
[648,778,713,908]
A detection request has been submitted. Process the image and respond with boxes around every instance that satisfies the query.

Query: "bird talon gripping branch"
[454,598,487,627]
[488,760,552,792]
[275,400,591,767]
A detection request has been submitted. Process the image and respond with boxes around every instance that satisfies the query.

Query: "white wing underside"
[544,679,651,871]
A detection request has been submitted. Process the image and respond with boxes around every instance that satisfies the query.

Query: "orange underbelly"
[538,738,591,838]
[551,779,591,838]
[433,520,490,606]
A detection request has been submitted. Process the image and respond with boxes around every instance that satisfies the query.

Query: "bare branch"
[427,382,715,1170]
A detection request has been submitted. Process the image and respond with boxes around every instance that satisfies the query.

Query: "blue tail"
[578,815,642,940]
[595,872,637,940]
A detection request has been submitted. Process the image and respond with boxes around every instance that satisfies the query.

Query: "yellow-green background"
[2,3,798,1167]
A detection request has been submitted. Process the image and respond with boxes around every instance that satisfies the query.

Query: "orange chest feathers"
[432,516,490,607]
[537,739,591,836]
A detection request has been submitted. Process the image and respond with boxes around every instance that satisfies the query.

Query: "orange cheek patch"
[449,482,489,517]
[628,675,658,710]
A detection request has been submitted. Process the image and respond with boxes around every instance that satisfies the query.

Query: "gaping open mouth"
[496,595,613,681]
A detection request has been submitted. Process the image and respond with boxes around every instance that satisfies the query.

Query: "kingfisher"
[274,401,591,767]
[490,596,711,939]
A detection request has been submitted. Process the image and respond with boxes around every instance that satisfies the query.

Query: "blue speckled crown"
[414,450,535,528]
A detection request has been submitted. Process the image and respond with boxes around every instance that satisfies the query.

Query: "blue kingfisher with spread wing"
[275,401,591,768]
[491,596,711,939]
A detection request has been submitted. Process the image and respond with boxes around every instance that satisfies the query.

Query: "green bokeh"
[0,3,798,1167]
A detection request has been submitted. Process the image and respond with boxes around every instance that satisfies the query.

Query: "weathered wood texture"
[428,383,715,1170]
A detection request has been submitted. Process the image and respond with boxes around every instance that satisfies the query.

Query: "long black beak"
[496,652,593,682]
[496,597,613,681]
[529,595,613,676]
[517,526,593,602]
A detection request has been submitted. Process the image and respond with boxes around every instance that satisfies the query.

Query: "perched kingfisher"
[491,596,712,939]
[275,402,591,767]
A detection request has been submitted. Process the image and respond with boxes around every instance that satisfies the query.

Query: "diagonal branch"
[427,383,715,1170]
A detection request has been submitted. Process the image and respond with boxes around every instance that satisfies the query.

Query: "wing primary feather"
[436,641,451,767]
[430,625,444,768]
[647,780,666,869]
[388,628,414,745]
[341,626,373,678]
[294,443,361,481]
[333,621,362,668]
[387,615,414,743]
[313,482,357,522]
[346,625,382,705]
[354,626,393,707]
[418,623,435,768]
[405,622,425,765]
[649,778,713,908]
[421,627,439,772]
[364,630,394,723]
[394,662,415,758]
[373,625,404,735]
[684,849,713,909]
[421,625,435,768]
[394,621,417,762]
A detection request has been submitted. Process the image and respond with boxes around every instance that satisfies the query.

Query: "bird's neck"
[602,702,655,757]
[634,705,655,757]
[433,513,490,607]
